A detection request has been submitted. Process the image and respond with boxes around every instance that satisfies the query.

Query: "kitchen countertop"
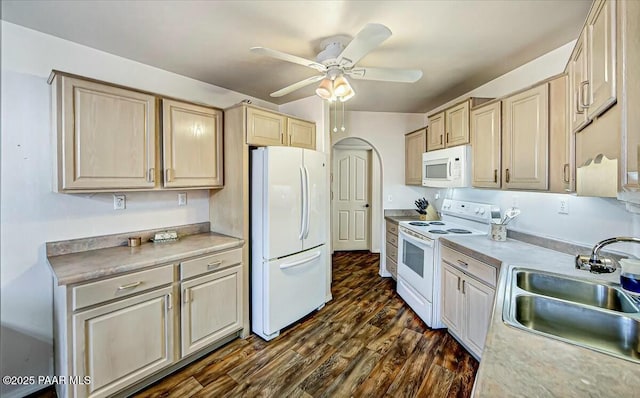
[384,215,421,224]
[440,235,638,398]
[47,232,244,286]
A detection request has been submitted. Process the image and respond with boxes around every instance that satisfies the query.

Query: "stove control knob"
[479,208,486,215]
[474,207,480,214]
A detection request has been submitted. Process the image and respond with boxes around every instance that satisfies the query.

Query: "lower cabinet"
[440,246,496,359]
[181,264,242,356]
[54,247,244,398]
[385,220,399,279]
[73,287,174,398]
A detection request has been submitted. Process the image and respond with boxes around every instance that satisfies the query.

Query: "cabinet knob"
[493,169,498,183]
[505,168,510,183]
[563,164,570,184]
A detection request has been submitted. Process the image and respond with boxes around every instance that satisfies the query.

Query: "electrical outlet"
[558,197,569,214]
[434,191,441,200]
[113,194,126,210]
[178,192,187,206]
[387,195,393,202]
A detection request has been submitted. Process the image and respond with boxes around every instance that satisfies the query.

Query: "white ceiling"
[1,0,590,113]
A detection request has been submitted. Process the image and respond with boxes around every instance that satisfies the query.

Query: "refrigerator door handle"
[303,165,311,239]
[279,251,321,270]
[299,166,307,240]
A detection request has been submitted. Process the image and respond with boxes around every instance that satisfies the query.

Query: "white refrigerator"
[251,146,327,341]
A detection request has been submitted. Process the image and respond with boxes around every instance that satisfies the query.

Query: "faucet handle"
[575,254,618,273]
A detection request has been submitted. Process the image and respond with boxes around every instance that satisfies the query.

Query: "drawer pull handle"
[207,260,223,269]
[118,281,142,290]
[457,260,468,268]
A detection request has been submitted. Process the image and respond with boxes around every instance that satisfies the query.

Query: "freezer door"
[302,149,327,250]
[263,147,304,259]
[262,247,326,335]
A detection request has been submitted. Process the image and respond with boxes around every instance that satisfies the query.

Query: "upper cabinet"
[49,71,225,192]
[246,106,316,150]
[427,98,490,152]
[162,99,223,188]
[405,128,427,185]
[502,83,549,190]
[50,74,158,191]
[471,101,501,189]
[569,0,616,134]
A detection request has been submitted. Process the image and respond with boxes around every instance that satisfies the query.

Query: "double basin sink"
[502,268,640,363]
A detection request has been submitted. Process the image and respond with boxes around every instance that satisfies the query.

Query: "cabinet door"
[57,76,157,190]
[427,112,445,151]
[405,129,427,185]
[73,287,174,398]
[287,118,316,149]
[549,75,574,193]
[471,102,501,188]
[502,84,549,190]
[446,101,470,147]
[246,107,286,146]
[441,264,463,337]
[181,265,242,357]
[569,30,590,133]
[462,278,495,358]
[162,99,223,188]
[587,0,616,120]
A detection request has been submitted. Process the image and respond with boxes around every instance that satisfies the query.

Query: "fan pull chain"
[333,101,338,133]
[341,101,346,132]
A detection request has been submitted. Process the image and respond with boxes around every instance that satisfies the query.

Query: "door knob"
[364,204,370,208]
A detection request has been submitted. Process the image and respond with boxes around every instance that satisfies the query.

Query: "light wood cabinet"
[49,71,226,192]
[385,221,399,280]
[471,101,501,188]
[440,246,496,359]
[427,113,445,151]
[162,100,223,188]
[548,75,574,193]
[72,287,174,398]
[586,0,617,120]
[446,101,470,147]
[246,106,316,150]
[50,74,158,191]
[287,118,316,149]
[246,107,286,146]
[405,128,427,185]
[569,30,590,133]
[426,98,490,152]
[502,84,549,190]
[181,264,242,357]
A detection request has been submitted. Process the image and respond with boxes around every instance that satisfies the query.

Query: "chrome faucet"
[576,237,640,273]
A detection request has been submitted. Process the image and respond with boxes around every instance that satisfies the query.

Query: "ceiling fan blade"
[270,75,326,97]
[337,23,392,67]
[347,67,423,83]
[251,47,327,72]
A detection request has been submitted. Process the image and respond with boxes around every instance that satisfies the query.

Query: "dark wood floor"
[134,251,478,398]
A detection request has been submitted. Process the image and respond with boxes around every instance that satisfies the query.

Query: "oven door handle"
[399,230,434,248]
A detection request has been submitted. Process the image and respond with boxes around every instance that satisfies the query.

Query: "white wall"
[420,39,640,256]
[331,111,427,254]
[0,22,278,398]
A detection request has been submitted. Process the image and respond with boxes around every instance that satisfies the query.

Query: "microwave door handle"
[448,160,452,178]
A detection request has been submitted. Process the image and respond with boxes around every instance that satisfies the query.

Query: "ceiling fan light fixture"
[340,86,355,102]
[315,78,334,100]
[333,74,350,97]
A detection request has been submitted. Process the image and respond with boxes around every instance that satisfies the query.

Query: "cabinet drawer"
[386,221,398,235]
[72,264,174,311]
[386,256,398,279]
[441,246,497,287]
[180,248,242,280]
[386,231,399,247]
[386,242,398,263]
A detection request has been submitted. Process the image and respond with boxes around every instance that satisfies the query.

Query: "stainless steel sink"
[516,270,639,313]
[503,268,640,363]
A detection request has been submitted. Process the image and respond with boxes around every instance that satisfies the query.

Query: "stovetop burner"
[428,230,448,234]
[448,228,472,234]
[429,221,445,225]
[409,221,430,226]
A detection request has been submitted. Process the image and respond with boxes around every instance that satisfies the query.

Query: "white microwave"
[422,145,471,188]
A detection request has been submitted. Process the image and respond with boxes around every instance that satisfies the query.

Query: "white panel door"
[302,149,327,250]
[263,147,304,259]
[264,247,326,335]
[332,149,370,251]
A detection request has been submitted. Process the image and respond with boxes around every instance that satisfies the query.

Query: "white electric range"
[397,199,496,328]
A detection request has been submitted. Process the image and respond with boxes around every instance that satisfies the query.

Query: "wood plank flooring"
[134,251,479,398]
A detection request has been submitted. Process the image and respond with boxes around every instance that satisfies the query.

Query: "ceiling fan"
[250,23,423,101]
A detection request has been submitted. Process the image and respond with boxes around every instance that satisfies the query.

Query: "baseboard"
[5,384,53,398]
